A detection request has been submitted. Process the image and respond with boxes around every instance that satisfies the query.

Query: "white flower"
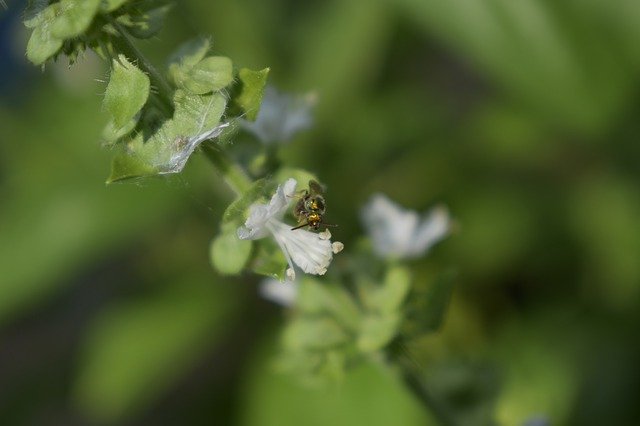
[361,194,450,260]
[240,86,316,144]
[259,277,299,307]
[238,178,343,280]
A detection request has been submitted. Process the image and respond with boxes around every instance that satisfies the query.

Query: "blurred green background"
[2,0,640,425]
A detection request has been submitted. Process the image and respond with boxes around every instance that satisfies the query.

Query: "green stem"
[202,144,253,195]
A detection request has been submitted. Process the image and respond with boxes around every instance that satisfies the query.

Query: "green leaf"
[178,56,234,95]
[101,118,137,145]
[283,317,350,351]
[172,90,226,136]
[167,37,211,86]
[210,223,253,275]
[233,67,270,120]
[250,239,288,281]
[50,0,101,40]
[25,4,64,65]
[100,0,130,12]
[107,146,156,184]
[357,313,402,352]
[222,178,270,226]
[103,55,150,129]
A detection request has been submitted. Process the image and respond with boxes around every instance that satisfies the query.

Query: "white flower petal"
[269,220,333,275]
[362,193,449,259]
[259,277,298,306]
[238,178,297,240]
[410,205,450,256]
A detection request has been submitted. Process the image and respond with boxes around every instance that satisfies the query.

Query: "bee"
[291,180,336,231]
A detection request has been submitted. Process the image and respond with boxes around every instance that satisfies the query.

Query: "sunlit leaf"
[107,90,227,182]
[50,0,101,40]
[178,56,234,94]
[167,37,211,86]
[103,55,150,129]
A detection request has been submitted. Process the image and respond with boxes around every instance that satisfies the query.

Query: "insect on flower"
[291,180,337,231]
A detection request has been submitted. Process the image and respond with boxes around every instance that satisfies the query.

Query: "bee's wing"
[308,180,325,195]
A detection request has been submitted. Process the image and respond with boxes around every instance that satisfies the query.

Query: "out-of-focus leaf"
[297,278,362,331]
[283,317,350,351]
[232,67,270,120]
[292,0,389,116]
[357,313,402,352]
[25,4,64,65]
[390,0,636,132]
[103,55,150,129]
[210,222,253,275]
[50,0,101,40]
[357,266,411,314]
[73,284,235,422]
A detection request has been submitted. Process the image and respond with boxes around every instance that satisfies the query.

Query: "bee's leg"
[291,222,309,231]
